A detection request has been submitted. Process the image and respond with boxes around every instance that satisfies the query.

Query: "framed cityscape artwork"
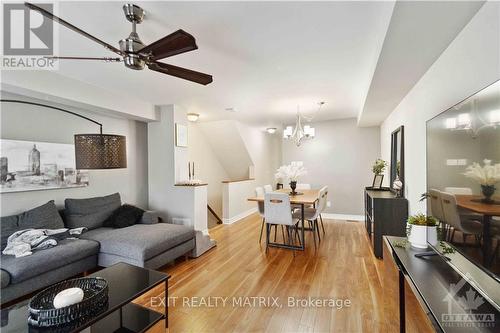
[0,139,89,193]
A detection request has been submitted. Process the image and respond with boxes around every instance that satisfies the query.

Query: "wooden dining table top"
[455,195,500,216]
[247,189,321,205]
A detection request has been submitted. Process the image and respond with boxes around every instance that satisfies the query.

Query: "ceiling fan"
[25,2,213,85]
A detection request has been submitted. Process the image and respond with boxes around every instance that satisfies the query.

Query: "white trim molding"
[321,213,364,222]
[223,208,258,224]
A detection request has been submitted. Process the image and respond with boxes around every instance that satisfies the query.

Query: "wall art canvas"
[0,139,89,193]
[175,123,188,147]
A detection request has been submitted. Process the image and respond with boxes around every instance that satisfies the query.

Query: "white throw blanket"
[2,227,87,258]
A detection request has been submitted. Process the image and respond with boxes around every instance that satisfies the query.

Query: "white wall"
[222,179,257,224]
[282,118,380,215]
[188,123,229,217]
[380,1,500,214]
[0,92,148,216]
[199,120,253,180]
[237,123,283,188]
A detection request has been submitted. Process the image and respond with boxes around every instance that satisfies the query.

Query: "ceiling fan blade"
[139,30,198,60]
[25,2,122,55]
[147,62,213,85]
[45,56,122,62]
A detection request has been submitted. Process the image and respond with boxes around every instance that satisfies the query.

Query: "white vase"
[408,225,438,249]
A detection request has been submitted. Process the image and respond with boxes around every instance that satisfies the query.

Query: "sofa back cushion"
[18,200,65,230]
[65,193,121,230]
[1,215,19,251]
[1,200,64,250]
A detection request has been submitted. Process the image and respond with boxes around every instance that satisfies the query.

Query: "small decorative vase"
[408,225,437,249]
[481,184,496,204]
[290,181,297,195]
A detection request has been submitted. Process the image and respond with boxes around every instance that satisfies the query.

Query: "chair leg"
[320,214,325,235]
[274,224,278,242]
[450,229,456,243]
[259,218,265,243]
[489,242,499,266]
[295,223,302,246]
[312,221,317,249]
[281,225,286,243]
[265,223,270,254]
[315,219,321,242]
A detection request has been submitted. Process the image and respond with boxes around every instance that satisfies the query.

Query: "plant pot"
[481,184,496,204]
[408,225,437,249]
[290,181,297,195]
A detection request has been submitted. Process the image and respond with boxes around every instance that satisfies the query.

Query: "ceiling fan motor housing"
[120,4,147,70]
[123,4,144,24]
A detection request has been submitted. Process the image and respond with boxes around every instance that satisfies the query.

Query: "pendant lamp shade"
[74,134,127,169]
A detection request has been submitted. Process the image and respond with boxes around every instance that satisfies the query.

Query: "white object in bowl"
[53,287,84,309]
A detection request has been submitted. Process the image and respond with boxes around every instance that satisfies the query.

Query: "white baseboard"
[223,208,258,224]
[321,213,364,222]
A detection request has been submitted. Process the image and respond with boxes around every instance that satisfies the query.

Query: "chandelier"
[283,102,324,146]
[445,99,500,138]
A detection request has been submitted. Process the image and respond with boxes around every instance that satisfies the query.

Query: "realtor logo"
[2,2,57,69]
[3,3,53,55]
[442,274,495,328]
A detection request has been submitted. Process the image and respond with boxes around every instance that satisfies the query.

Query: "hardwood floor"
[134,214,397,332]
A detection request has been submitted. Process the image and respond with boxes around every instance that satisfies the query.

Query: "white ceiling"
[8,1,484,127]
[49,1,394,126]
[357,0,484,127]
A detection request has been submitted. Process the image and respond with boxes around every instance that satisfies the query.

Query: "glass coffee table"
[1,262,170,333]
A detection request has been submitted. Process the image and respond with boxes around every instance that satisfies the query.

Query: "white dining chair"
[264,193,300,254]
[263,184,273,193]
[296,183,311,190]
[292,186,327,248]
[442,187,482,227]
[444,187,473,195]
[255,187,266,243]
[429,189,447,239]
[441,192,482,245]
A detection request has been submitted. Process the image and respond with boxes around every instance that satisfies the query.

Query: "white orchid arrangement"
[463,159,500,186]
[275,163,307,182]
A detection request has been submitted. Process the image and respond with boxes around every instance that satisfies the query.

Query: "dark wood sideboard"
[364,188,408,258]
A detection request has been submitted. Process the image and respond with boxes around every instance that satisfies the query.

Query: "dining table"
[247,188,321,251]
[455,195,500,265]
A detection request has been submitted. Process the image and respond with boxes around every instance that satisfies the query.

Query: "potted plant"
[407,213,439,249]
[371,159,387,189]
[275,163,307,195]
[463,159,500,204]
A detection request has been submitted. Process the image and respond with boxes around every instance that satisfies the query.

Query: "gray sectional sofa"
[1,193,195,305]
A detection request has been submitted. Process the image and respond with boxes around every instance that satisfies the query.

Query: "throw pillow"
[103,204,145,228]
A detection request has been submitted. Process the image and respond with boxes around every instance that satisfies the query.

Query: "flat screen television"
[426,79,500,285]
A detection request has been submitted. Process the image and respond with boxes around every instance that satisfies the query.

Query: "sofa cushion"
[103,204,145,228]
[18,200,65,230]
[81,224,195,261]
[140,211,160,224]
[65,193,121,230]
[1,269,10,288]
[1,214,19,251]
[1,238,99,284]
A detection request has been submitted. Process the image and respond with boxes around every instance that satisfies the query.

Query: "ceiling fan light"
[187,113,200,122]
[74,134,127,169]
